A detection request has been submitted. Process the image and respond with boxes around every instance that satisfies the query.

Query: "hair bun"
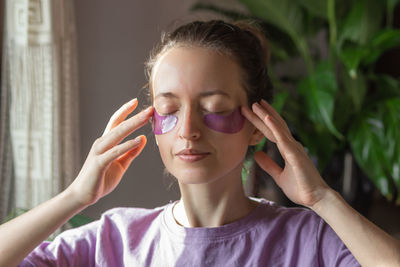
[233,20,270,65]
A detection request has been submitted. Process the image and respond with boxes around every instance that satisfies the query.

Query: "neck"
[173,164,258,227]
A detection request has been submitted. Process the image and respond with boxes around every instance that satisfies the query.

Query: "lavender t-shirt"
[20,198,360,266]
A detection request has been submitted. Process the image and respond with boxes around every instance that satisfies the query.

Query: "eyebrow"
[154,90,230,100]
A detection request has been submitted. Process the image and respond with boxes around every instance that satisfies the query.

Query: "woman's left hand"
[241,100,330,208]
[243,100,400,267]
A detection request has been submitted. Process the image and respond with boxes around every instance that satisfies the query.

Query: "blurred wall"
[74,0,223,219]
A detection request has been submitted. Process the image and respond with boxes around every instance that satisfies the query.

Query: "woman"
[1,20,399,266]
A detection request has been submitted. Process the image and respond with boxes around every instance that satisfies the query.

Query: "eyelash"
[160,111,177,116]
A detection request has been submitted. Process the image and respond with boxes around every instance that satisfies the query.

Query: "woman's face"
[152,46,258,184]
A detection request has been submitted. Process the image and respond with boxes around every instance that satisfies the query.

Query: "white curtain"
[0,0,80,219]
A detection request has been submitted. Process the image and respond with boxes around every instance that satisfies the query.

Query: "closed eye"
[159,111,178,116]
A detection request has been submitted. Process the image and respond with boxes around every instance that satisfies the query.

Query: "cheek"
[212,128,253,162]
[155,135,177,173]
[155,135,171,158]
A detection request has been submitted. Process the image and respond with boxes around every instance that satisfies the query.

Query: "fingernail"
[143,106,153,115]
[133,136,143,144]
[128,98,137,106]
[253,102,261,109]
[140,106,153,119]
[260,99,268,105]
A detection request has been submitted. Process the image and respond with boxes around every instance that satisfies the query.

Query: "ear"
[248,127,264,146]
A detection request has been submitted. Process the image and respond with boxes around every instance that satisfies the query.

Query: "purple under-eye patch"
[152,110,178,135]
[152,107,245,135]
[203,107,245,134]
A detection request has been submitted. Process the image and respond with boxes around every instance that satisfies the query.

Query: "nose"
[178,107,201,141]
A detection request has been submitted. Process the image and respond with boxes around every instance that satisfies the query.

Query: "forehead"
[152,46,246,102]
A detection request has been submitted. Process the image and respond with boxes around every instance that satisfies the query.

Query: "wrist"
[61,186,91,211]
[310,187,341,215]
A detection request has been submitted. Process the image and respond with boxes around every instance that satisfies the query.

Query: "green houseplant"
[192,0,400,204]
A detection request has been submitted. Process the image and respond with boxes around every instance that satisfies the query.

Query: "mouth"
[175,149,211,163]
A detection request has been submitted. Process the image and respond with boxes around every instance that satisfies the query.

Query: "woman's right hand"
[66,98,153,206]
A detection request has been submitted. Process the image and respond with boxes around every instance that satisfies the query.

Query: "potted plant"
[192,0,400,206]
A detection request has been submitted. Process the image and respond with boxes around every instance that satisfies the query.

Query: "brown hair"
[144,19,273,106]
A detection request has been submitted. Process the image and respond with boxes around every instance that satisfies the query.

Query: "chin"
[172,169,219,185]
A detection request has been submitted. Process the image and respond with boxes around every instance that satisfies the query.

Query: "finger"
[97,106,153,154]
[99,135,145,167]
[117,136,147,169]
[260,110,304,164]
[102,98,138,136]
[259,99,290,132]
[252,103,292,140]
[241,106,277,143]
[254,151,282,180]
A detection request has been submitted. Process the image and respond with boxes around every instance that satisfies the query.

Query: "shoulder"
[254,198,322,228]
[21,204,171,266]
[94,203,169,237]
[100,204,167,225]
[253,198,360,266]
[249,198,325,245]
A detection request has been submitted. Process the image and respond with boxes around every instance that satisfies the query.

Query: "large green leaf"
[339,29,400,76]
[342,70,367,113]
[334,70,367,134]
[349,115,391,199]
[337,0,385,48]
[348,98,400,202]
[238,0,312,67]
[363,29,400,65]
[338,46,368,78]
[336,2,399,75]
[238,0,304,39]
[298,61,343,139]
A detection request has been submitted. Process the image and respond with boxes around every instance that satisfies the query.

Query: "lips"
[175,149,210,162]
[176,149,208,155]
